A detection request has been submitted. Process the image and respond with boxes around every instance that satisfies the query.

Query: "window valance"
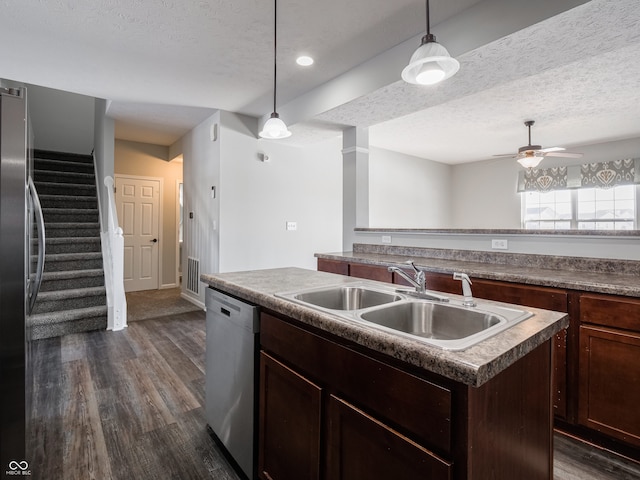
[581,159,636,188]
[517,158,640,192]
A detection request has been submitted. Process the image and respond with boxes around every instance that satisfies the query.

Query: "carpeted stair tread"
[42,208,99,223]
[34,149,93,164]
[31,315,107,340]
[44,222,101,238]
[34,169,95,185]
[33,236,101,255]
[30,305,108,326]
[42,269,104,281]
[32,287,106,314]
[36,286,106,302]
[38,195,98,209]
[43,236,101,245]
[34,158,94,174]
[36,249,103,272]
[40,269,105,291]
[34,181,97,196]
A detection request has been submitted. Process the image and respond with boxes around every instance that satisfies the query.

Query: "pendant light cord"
[423,0,435,44]
[425,0,430,36]
[273,0,278,114]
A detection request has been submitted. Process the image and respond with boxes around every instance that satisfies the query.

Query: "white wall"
[28,84,95,154]
[219,112,343,272]
[450,136,640,229]
[180,111,220,305]
[451,157,522,228]
[178,111,343,304]
[369,147,452,228]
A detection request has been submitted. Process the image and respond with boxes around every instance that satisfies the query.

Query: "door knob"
[151,238,158,243]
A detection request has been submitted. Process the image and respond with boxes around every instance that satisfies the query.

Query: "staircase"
[31,150,108,340]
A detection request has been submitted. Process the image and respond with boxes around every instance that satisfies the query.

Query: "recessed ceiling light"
[296,55,314,66]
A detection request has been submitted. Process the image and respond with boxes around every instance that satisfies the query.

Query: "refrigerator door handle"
[28,176,45,314]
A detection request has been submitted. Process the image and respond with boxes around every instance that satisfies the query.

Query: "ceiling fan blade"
[544,151,583,158]
[540,146,565,153]
[492,153,515,158]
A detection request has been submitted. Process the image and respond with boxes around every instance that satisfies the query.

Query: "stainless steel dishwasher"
[206,287,259,480]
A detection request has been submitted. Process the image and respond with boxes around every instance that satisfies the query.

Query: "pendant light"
[401,0,460,85]
[259,0,291,139]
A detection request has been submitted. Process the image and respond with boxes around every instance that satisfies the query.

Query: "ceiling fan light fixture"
[402,0,459,86]
[517,154,543,169]
[259,112,292,139]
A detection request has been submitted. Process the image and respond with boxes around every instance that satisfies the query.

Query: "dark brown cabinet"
[326,395,452,480]
[324,261,571,420]
[258,352,322,480]
[317,255,640,457]
[349,263,392,283]
[317,258,349,276]
[259,311,553,480]
[578,293,640,448]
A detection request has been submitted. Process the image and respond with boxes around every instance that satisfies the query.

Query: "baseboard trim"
[181,292,205,310]
[160,283,179,290]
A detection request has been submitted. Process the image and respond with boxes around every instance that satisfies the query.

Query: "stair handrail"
[103,176,127,330]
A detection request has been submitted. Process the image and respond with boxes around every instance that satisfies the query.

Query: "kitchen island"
[201,267,568,480]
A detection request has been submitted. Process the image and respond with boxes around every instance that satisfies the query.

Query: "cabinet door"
[259,352,322,480]
[579,325,640,447]
[349,263,393,283]
[317,258,349,275]
[326,395,452,480]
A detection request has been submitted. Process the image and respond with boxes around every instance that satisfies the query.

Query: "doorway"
[115,174,162,292]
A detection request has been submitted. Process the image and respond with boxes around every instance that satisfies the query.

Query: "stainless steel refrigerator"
[0,84,45,477]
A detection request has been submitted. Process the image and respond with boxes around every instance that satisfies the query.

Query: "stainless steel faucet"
[453,272,476,307]
[388,261,426,293]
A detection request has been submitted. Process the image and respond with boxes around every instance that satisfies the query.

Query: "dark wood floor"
[28,311,640,479]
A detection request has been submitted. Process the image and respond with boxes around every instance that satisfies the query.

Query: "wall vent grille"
[186,257,200,295]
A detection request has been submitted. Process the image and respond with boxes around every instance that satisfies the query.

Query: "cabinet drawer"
[580,293,640,331]
[261,313,453,455]
[326,395,452,480]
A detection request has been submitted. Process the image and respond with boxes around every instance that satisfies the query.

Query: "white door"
[115,175,161,292]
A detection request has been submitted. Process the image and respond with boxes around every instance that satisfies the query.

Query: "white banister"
[103,176,127,330]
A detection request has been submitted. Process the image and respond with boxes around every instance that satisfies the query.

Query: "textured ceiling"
[1,0,639,160]
[364,0,640,163]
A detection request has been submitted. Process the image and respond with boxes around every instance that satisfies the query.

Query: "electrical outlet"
[286,221,297,231]
[491,239,508,250]
[381,235,392,244]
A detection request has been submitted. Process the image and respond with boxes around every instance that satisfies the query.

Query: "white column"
[342,127,369,251]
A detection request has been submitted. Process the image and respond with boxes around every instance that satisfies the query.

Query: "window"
[522,190,572,229]
[577,185,635,230]
[522,185,637,230]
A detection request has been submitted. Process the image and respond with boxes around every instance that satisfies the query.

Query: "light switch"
[286,221,297,231]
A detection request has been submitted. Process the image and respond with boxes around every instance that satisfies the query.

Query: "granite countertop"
[201,267,568,388]
[316,251,640,298]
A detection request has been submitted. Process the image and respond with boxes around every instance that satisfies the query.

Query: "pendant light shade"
[260,112,291,139]
[402,0,459,85]
[259,0,291,139]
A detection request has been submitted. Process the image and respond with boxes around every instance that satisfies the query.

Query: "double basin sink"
[277,283,532,350]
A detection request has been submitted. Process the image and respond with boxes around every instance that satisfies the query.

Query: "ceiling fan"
[494,120,583,168]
